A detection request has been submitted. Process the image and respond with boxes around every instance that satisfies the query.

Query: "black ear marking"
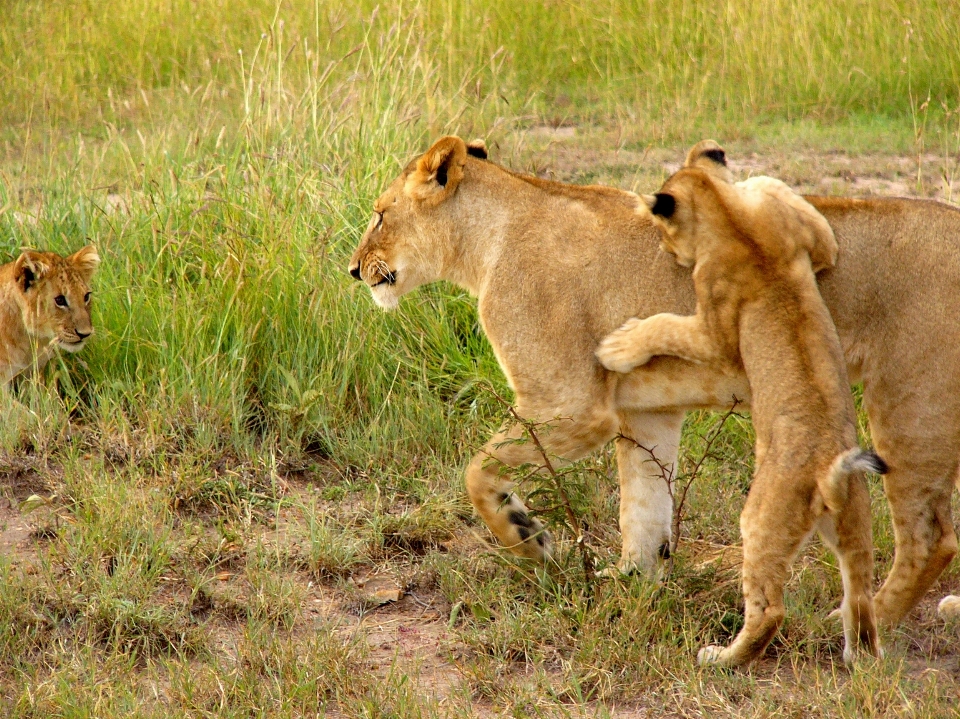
[20,266,35,292]
[466,144,488,159]
[651,193,676,218]
[436,164,448,187]
[703,148,726,166]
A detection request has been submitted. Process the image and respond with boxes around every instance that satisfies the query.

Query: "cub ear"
[647,192,676,219]
[68,245,101,280]
[404,136,468,205]
[684,139,733,183]
[466,139,488,159]
[14,250,49,293]
[809,225,839,273]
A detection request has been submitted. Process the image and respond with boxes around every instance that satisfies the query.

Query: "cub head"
[641,140,837,271]
[13,245,100,352]
[640,168,724,268]
[348,136,488,309]
[637,140,734,266]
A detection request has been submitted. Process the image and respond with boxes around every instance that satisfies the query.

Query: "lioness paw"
[506,508,552,560]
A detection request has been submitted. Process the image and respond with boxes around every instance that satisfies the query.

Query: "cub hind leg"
[815,470,881,663]
[698,465,816,667]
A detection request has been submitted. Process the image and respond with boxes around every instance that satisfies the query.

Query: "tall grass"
[3,0,959,136]
[2,0,957,473]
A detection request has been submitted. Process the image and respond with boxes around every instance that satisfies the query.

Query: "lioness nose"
[349,264,362,281]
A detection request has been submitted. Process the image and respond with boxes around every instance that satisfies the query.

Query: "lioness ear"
[684,139,733,183]
[404,136,468,205]
[649,193,676,219]
[14,250,49,293]
[68,245,101,281]
[466,139,488,159]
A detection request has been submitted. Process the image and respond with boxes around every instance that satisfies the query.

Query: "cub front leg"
[596,313,718,374]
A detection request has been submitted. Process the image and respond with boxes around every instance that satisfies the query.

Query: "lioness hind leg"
[699,470,812,668]
[465,411,615,561]
[873,476,957,626]
[815,473,881,663]
[860,377,960,626]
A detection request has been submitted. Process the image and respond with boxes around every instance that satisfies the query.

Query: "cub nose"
[76,330,92,340]
[349,264,362,281]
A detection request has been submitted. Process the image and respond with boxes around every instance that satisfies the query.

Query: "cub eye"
[54,295,68,308]
[84,292,91,303]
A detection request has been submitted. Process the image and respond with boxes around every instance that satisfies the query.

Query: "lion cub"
[0,247,99,385]
[596,142,885,668]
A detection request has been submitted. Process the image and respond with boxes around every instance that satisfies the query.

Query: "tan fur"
[597,149,881,666]
[349,136,960,631]
[0,246,99,384]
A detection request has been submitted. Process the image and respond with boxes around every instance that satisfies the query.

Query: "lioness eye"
[84,292,91,303]
[54,295,68,308]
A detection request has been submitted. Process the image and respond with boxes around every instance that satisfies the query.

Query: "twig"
[670,398,742,557]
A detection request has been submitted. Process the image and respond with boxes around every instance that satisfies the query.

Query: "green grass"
[1,0,960,716]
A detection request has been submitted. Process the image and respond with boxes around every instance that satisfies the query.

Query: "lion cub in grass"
[0,246,99,385]
[596,141,885,668]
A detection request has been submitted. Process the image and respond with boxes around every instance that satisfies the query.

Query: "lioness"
[0,247,100,384]
[348,136,960,631]
[596,141,885,666]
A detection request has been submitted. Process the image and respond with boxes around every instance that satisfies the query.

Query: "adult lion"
[348,136,960,629]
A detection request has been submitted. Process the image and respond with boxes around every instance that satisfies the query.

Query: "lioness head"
[642,141,837,270]
[13,246,100,352]
[348,136,488,309]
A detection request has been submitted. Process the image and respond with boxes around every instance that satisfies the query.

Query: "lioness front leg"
[596,313,718,374]
[465,411,615,560]
[614,410,684,575]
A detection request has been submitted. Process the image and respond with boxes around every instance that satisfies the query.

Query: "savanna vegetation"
[1,1,960,715]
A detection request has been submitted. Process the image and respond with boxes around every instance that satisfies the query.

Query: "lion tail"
[820,448,888,513]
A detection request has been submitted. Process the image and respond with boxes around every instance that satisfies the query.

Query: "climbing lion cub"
[596,141,886,667]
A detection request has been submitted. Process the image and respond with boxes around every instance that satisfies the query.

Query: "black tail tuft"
[861,450,889,475]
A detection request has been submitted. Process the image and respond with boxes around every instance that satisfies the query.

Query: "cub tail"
[821,448,888,514]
